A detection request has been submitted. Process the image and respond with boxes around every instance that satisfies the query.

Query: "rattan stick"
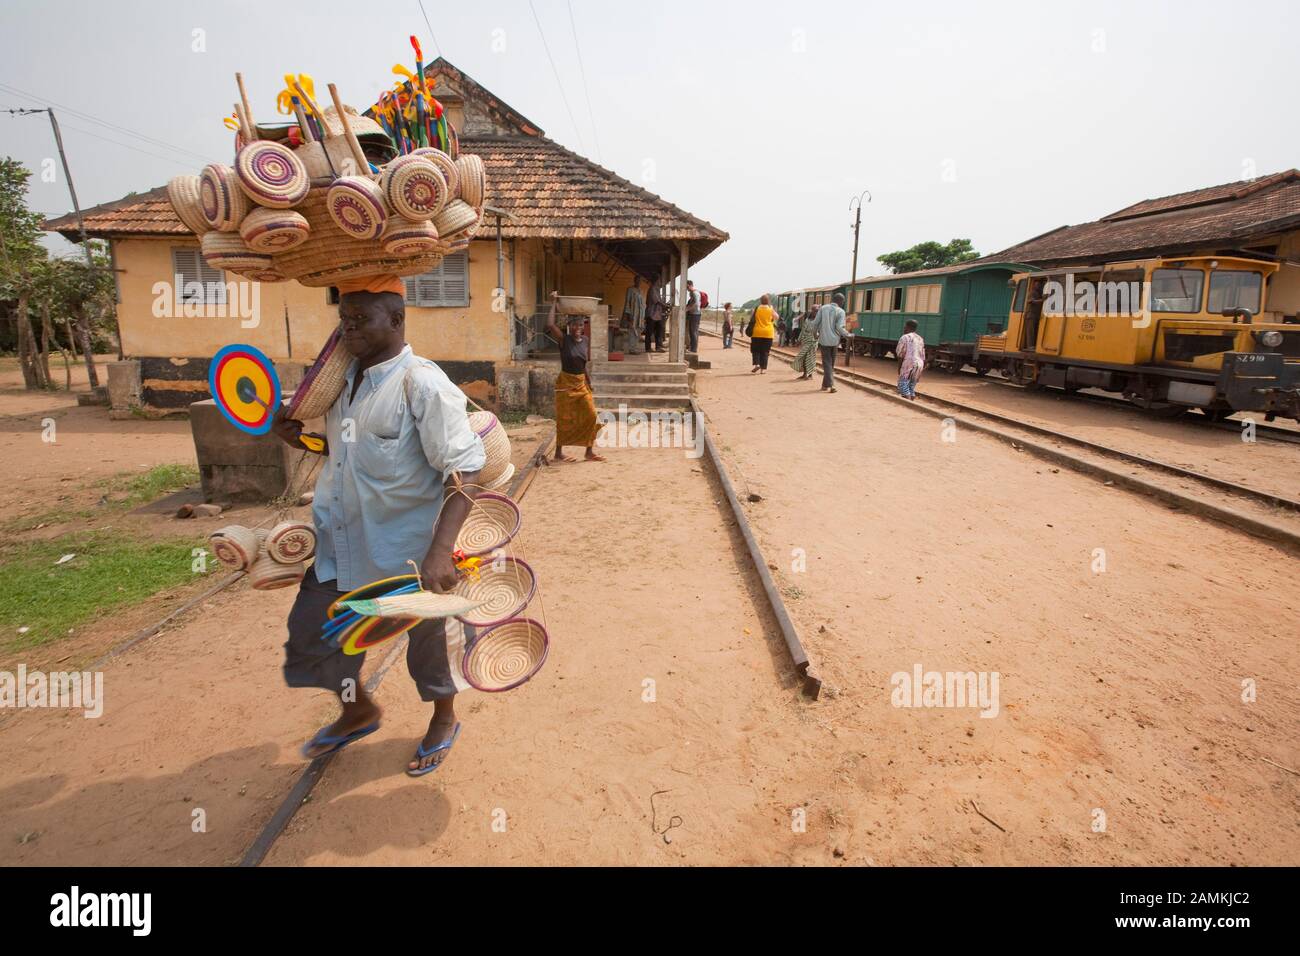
[327,83,371,175]
[235,72,257,138]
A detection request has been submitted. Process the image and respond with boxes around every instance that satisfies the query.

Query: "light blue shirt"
[813,303,847,347]
[311,346,486,591]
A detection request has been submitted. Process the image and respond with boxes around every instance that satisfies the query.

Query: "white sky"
[2,0,1297,305]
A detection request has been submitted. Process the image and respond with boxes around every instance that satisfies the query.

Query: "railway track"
[764,341,1300,515]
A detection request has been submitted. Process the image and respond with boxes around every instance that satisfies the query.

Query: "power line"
[0,80,216,166]
[57,120,200,172]
[417,0,444,58]
[528,0,585,153]
[566,0,601,163]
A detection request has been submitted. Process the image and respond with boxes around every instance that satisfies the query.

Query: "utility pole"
[847,189,872,368]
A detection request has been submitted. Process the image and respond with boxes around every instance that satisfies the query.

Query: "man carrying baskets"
[271,274,486,776]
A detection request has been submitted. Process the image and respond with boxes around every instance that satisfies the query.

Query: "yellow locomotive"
[974,256,1300,421]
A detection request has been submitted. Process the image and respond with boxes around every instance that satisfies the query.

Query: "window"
[1151,268,1203,313]
[171,248,226,305]
[404,251,470,307]
[1207,270,1262,315]
[892,287,905,311]
[1012,279,1028,312]
[905,283,941,314]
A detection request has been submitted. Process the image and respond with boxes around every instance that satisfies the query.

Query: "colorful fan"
[208,343,281,435]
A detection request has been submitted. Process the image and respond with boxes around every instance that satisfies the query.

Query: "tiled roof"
[44,185,192,239]
[990,170,1300,265]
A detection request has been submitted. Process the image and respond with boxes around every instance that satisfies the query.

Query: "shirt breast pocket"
[353,428,403,482]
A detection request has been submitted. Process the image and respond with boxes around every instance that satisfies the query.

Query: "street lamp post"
[847,189,872,368]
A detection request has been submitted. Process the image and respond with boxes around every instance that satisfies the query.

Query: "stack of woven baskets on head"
[166,75,487,288]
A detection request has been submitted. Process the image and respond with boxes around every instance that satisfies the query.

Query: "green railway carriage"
[847,261,1036,372]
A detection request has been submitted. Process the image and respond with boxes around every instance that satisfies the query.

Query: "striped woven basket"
[412,148,460,198]
[288,327,351,421]
[468,410,512,488]
[381,155,449,221]
[235,141,310,209]
[455,154,486,208]
[462,617,549,692]
[432,199,478,241]
[167,175,211,235]
[454,491,522,557]
[201,232,274,273]
[199,163,250,232]
[455,556,536,628]
[210,524,259,570]
[239,207,311,251]
[249,553,305,591]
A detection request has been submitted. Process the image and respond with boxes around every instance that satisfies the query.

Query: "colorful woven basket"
[249,553,305,591]
[201,231,274,273]
[462,617,549,692]
[455,154,486,208]
[455,557,536,628]
[288,327,351,421]
[167,175,211,235]
[381,155,449,221]
[432,199,478,241]
[325,175,387,240]
[210,525,259,570]
[239,207,311,252]
[235,141,310,208]
[199,163,250,232]
[412,148,460,198]
[455,492,522,557]
[381,217,442,257]
[266,521,316,564]
[468,410,513,488]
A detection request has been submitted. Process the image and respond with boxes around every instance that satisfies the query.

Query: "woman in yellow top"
[748,294,777,374]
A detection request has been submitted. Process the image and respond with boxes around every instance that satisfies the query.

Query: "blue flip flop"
[406,722,462,777]
[300,720,380,759]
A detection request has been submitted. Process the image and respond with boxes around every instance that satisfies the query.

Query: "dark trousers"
[751,337,773,369]
[283,566,456,702]
[820,345,838,388]
[722,330,733,348]
[686,314,701,353]
[645,317,665,351]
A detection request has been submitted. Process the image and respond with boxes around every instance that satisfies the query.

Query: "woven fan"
[341,591,485,619]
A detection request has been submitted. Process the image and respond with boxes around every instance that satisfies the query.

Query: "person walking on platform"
[897,319,925,400]
[748,294,777,374]
[812,293,848,393]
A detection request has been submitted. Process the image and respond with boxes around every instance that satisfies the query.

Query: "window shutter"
[172,248,226,305]
[405,251,470,308]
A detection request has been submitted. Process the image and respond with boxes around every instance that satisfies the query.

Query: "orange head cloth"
[334,274,406,297]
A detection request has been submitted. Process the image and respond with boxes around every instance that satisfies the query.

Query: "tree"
[0,157,48,388]
[878,238,980,274]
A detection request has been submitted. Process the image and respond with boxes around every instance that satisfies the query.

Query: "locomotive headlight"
[1256,329,1284,349]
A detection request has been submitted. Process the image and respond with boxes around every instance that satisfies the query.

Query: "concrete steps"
[592,360,691,410]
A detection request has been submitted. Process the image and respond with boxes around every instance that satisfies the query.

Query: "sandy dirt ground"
[2,342,1296,866]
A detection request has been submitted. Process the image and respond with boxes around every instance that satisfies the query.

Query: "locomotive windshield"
[1151,268,1204,313]
[1206,270,1263,314]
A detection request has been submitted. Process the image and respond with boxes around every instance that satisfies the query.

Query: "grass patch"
[0,530,209,654]
[498,409,537,426]
[3,463,199,532]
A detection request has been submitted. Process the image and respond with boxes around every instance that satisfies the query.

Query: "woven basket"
[455,557,535,628]
[239,207,310,251]
[236,141,310,208]
[412,147,459,198]
[266,521,316,564]
[381,216,441,256]
[325,175,387,240]
[463,617,549,692]
[455,154,486,208]
[201,232,274,273]
[455,491,521,557]
[381,155,449,221]
[483,462,515,491]
[200,163,250,232]
[249,553,305,590]
[287,327,350,421]
[167,175,211,235]
[468,410,512,487]
[433,199,478,241]
[210,525,259,570]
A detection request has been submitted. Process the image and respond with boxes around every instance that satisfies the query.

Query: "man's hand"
[419,548,460,593]
[271,404,303,447]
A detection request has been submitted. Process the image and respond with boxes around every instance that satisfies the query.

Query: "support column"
[673,241,689,364]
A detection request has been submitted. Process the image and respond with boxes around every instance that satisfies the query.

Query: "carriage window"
[1207,270,1262,315]
[1151,269,1203,313]
[1012,279,1027,312]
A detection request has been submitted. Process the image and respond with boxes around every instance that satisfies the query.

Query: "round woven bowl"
[199,163,250,232]
[239,207,311,252]
[288,327,351,421]
[455,556,536,628]
[432,199,478,241]
[210,525,259,570]
[325,176,387,240]
[201,231,274,272]
[266,521,316,564]
[483,461,515,491]
[412,148,460,198]
[381,216,442,256]
[455,154,486,207]
[381,155,449,221]
[455,492,522,557]
[249,554,305,591]
[463,617,549,692]
[167,175,211,235]
[468,410,512,486]
[235,141,310,208]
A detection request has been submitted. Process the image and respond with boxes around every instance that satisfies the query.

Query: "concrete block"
[190,399,294,502]
[497,365,530,412]
[107,360,141,411]
[527,366,558,415]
